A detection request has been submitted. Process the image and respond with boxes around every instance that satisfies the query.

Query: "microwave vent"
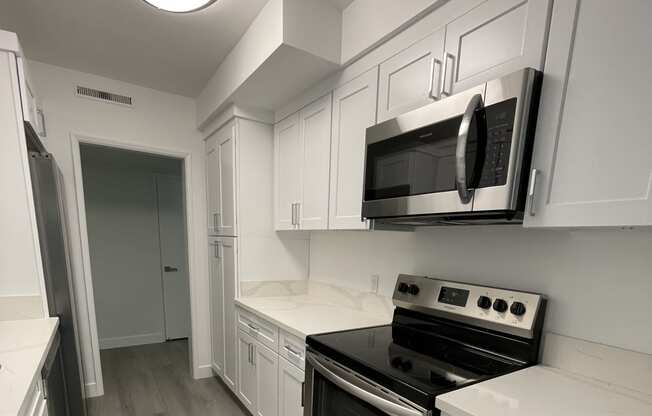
[76,86,133,107]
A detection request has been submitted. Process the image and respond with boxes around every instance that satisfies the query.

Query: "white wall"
[28,60,209,395]
[80,145,181,349]
[310,227,652,355]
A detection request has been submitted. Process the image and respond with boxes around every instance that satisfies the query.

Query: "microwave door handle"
[307,355,424,416]
[456,93,484,204]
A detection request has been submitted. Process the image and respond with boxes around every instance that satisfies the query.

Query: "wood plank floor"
[87,340,249,416]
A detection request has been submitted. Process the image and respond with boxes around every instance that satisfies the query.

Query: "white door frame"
[70,132,200,397]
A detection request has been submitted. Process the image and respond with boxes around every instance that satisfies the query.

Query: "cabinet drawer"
[237,307,279,352]
[279,330,305,369]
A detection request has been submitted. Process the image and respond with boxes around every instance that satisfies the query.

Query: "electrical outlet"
[370,274,380,294]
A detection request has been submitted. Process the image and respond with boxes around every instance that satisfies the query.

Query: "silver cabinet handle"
[247,343,253,364]
[251,344,256,366]
[213,213,221,233]
[441,52,455,97]
[307,355,423,416]
[528,168,539,216]
[36,108,46,136]
[456,93,483,204]
[296,202,301,228]
[291,203,296,226]
[247,323,259,333]
[428,57,442,100]
[284,344,303,358]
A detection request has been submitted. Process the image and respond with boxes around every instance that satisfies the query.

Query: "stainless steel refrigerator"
[27,128,87,416]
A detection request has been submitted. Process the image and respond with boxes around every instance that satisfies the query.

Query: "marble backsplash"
[240,279,394,318]
[0,295,44,321]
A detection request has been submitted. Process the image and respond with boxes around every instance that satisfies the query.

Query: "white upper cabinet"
[441,0,551,96]
[208,238,224,377]
[274,113,302,230]
[525,0,652,227]
[298,94,332,230]
[378,27,446,123]
[205,121,237,236]
[329,68,379,230]
[278,357,304,416]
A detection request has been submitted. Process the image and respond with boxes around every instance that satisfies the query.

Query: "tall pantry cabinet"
[205,114,309,395]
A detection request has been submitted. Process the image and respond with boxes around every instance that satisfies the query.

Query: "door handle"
[428,57,442,100]
[441,52,455,97]
[164,266,178,272]
[456,93,484,204]
[527,168,539,216]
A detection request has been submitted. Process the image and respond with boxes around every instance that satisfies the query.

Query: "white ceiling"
[0,0,353,97]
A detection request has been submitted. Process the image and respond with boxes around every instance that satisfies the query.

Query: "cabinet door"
[525,0,652,227]
[237,330,257,413]
[254,342,279,416]
[441,0,551,96]
[278,357,304,416]
[378,28,445,122]
[205,134,220,235]
[217,124,237,236]
[274,113,302,230]
[208,238,224,376]
[329,67,379,230]
[299,94,332,230]
[221,237,238,392]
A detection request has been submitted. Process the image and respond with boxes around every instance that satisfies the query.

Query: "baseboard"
[85,382,102,398]
[194,364,214,379]
[99,332,164,350]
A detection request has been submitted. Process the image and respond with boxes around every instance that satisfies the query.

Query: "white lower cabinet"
[237,328,280,416]
[254,342,279,416]
[220,237,238,393]
[208,237,224,376]
[278,357,305,416]
[235,307,305,416]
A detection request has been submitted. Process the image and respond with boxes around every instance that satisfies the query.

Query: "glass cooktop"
[307,321,524,409]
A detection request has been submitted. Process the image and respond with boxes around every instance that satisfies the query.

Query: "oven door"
[362,85,487,219]
[304,351,429,416]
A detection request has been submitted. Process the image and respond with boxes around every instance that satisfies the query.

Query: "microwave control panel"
[477,98,518,188]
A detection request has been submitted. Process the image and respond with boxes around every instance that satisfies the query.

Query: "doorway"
[79,144,191,349]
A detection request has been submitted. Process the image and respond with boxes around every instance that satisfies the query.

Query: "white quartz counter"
[235,281,394,339]
[436,365,652,416]
[0,318,59,416]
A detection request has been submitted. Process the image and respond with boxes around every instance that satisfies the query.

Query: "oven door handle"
[307,354,424,416]
[456,93,484,204]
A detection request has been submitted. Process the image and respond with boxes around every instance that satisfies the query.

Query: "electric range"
[304,274,547,416]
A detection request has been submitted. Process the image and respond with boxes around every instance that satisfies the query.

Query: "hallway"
[87,340,249,416]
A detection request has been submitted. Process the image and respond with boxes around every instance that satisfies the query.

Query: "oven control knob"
[510,301,527,316]
[407,284,420,295]
[493,299,508,313]
[397,283,409,293]
[477,296,492,309]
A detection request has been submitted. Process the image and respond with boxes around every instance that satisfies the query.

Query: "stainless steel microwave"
[362,68,542,226]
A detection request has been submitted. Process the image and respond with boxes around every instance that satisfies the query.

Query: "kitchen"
[0,0,651,415]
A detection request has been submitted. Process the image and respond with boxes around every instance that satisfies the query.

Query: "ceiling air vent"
[76,86,133,107]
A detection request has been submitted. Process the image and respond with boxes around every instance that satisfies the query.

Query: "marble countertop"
[235,281,394,339]
[436,365,652,416]
[0,318,59,416]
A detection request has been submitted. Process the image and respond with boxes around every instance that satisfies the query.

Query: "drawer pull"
[284,344,303,358]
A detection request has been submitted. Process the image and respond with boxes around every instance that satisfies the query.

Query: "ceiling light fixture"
[142,0,218,13]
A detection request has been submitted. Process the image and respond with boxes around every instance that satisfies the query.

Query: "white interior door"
[156,175,191,340]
